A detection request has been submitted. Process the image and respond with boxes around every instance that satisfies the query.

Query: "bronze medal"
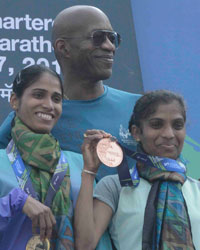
[26,235,50,250]
[96,138,123,167]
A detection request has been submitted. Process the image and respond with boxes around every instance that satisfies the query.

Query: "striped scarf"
[137,161,195,249]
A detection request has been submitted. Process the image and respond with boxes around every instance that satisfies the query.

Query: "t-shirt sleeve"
[0,188,28,231]
[0,188,28,218]
[0,111,14,149]
[93,175,121,213]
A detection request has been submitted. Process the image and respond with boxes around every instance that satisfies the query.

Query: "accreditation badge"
[26,235,50,250]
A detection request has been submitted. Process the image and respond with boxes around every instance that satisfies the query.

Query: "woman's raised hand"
[81,130,111,174]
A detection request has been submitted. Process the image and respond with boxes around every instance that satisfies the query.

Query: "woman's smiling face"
[133,100,186,160]
[12,72,62,134]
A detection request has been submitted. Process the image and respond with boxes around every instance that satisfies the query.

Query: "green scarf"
[11,116,71,216]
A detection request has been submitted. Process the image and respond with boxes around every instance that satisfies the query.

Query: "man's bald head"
[52,5,112,45]
[52,5,116,84]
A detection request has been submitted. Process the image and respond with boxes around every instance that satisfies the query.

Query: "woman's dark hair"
[12,64,63,98]
[129,89,186,132]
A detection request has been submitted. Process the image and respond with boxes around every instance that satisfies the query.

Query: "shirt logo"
[119,124,137,146]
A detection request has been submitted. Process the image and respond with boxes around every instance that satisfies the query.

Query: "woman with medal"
[75,90,200,249]
[0,65,74,250]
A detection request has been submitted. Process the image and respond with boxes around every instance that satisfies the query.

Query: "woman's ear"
[130,125,141,142]
[10,93,19,111]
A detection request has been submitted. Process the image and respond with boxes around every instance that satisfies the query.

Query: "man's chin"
[100,70,112,80]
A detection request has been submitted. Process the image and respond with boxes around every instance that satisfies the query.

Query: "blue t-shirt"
[0,86,141,180]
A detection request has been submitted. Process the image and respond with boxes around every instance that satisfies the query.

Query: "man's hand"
[23,196,56,241]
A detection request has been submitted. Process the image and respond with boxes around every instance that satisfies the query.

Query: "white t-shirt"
[94,174,200,250]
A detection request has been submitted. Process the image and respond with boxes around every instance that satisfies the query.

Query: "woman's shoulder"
[183,176,200,194]
[187,176,200,185]
[98,174,121,186]
[0,149,19,197]
[0,148,6,154]
[0,148,9,162]
[62,150,83,160]
[95,174,122,198]
[94,174,121,214]
[62,150,83,173]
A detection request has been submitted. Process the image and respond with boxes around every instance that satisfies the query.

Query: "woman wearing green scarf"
[0,65,73,249]
[75,90,200,249]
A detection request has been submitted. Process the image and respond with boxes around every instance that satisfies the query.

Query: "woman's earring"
[13,105,18,110]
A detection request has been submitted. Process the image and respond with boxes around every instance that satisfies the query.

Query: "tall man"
[0,5,141,180]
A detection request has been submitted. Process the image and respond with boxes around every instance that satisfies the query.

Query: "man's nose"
[101,36,115,51]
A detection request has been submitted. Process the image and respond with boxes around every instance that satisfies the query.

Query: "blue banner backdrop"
[131,0,200,179]
[0,0,143,122]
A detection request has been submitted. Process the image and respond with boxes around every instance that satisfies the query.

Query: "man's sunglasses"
[61,30,121,49]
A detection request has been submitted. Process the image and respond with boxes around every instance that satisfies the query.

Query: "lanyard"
[118,146,186,187]
[6,139,69,207]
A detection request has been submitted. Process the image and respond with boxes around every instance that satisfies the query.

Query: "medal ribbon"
[117,146,186,187]
[6,139,69,206]
[117,145,194,249]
